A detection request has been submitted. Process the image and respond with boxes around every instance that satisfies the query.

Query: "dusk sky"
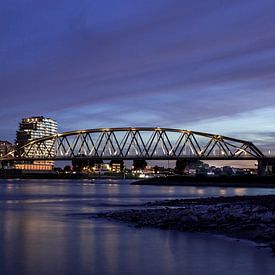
[1,0,275,153]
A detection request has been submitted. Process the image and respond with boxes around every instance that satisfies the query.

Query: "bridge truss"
[1,127,264,161]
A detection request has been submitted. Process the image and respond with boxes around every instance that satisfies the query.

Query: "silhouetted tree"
[132,159,147,170]
[54,167,63,173]
[154,165,159,174]
[175,159,200,174]
[72,157,103,172]
[64,165,72,172]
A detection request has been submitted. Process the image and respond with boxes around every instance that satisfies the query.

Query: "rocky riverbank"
[97,195,275,253]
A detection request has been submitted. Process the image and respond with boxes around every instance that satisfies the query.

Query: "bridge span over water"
[1,127,266,162]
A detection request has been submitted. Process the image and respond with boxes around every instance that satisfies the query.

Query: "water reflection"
[0,179,275,275]
[234,188,247,196]
[196,188,205,196]
[219,188,227,196]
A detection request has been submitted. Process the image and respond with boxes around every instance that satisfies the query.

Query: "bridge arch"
[1,127,264,161]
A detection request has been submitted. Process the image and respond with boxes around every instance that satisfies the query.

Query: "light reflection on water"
[0,179,275,275]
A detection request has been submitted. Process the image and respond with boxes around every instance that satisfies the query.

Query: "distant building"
[0,140,14,157]
[93,163,111,174]
[110,163,122,173]
[15,116,57,171]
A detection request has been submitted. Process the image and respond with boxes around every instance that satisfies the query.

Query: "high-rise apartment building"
[15,116,57,171]
[16,116,57,146]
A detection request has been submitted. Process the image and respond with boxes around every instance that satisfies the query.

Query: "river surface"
[0,179,275,275]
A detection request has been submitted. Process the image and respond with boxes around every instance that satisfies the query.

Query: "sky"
[1,0,275,154]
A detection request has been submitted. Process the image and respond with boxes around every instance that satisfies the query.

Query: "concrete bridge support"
[258,160,268,176]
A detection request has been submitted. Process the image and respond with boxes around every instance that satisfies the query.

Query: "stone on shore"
[97,195,275,253]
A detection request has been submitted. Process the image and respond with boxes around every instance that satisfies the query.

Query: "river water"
[0,179,274,275]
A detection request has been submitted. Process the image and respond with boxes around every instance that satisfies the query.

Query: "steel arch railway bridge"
[1,127,265,162]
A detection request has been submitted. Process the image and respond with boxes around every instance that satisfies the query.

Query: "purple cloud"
[1,0,275,149]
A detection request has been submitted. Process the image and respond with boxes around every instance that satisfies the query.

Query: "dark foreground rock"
[97,195,275,253]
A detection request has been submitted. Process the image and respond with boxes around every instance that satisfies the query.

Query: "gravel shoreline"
[97,195,275,254]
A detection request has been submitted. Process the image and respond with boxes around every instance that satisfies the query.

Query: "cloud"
[1,0,275,146]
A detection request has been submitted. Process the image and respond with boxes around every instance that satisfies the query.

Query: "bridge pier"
[257,160,268,176]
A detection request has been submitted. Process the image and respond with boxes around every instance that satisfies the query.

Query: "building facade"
[15,116,57,171]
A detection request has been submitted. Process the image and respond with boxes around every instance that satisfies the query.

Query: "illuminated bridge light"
[0,127,265,161]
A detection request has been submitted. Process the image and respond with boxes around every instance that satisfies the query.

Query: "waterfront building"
[93,163,111,174]
[16,116,57,147]
[15,116,57,171]
[111,163,122,173]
